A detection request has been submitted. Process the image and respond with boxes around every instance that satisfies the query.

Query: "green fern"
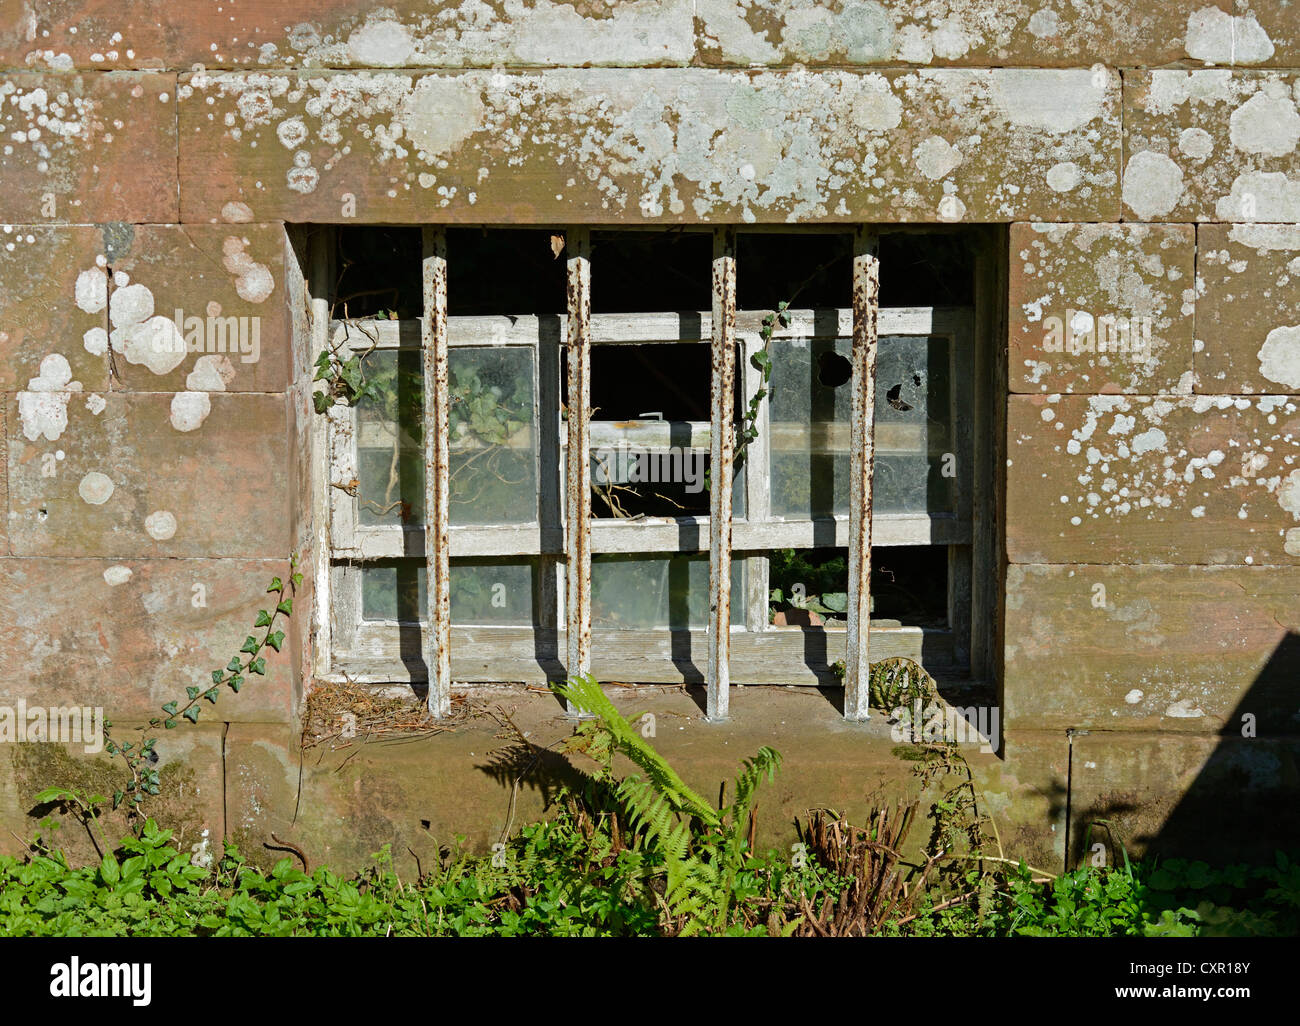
[554,675,782,935]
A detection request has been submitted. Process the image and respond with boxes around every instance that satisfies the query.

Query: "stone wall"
[3,1,1299,870]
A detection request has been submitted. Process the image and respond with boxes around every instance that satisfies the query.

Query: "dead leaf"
[550,233,565,259]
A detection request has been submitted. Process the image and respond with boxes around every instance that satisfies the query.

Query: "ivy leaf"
[182,707,200,724]
[211,670,223,685]
[291,573,303,589]
[276,598,293,616]
[266,630,285,652]
[267,578,283,594]
[164,719,177,730]
[228,676,243,693]
[112,791,124,810]
[203,688,220,704]
[227,657,243,673]
[162,701,178,716]
[249,657,267,676]
[186,686,200,701]
[312,391,332,413]
[240,636,260,655]
[254,610,273,628]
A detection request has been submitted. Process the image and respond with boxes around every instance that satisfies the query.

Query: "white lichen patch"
[1121,151,1184,219]
[186,354,236,391]
[102,565,133,586]
[17,354,82,441]
[77,471,114,505]
[1184,7,1275,65]
[221,236,275,303]
[144,510,177,541]
[169,391,211,432]
[1258,326,1300,388]
[74,268,106,313]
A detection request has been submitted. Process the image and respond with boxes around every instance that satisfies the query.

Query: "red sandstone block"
[0,72,177,223]
[7,392,292,558]
[0,557,296,722]
[104,224,294,393]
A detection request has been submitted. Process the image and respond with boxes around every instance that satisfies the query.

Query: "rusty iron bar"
[421,227,452,718]
[565,228,593,704]
[707,227,738,722]
[844,228,880,721]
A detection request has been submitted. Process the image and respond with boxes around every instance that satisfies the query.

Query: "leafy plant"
[553,674,784,935]
[98,556,302,822]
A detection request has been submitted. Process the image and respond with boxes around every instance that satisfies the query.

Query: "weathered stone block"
[227,686,1061,872]
[0,72,177,222]
[1009,223,1195,394]
[1069,732,1300,864]
[0,226,109,395]
[0,558,296,724]
[1197,223,1300,394]
[102,224,294,393]
[0,0,697,72]
[7,392,292,558]
[1007,393,1300,564]
[697,0,1210,68]
[1123,70,1300,222]
[0,724,225,865]
[1004,563,1300,734]
[177,67,1119,224]
[5,1,1297,71]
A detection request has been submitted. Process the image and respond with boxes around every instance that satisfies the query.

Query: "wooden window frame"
[310,225,994,721]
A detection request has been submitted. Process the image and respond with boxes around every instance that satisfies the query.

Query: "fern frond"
[556,675,719,825]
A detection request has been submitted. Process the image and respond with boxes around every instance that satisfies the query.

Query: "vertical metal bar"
[844,228,880,721]
[707,227,737,722]
[565,228,593,695]
[422,227,451,718]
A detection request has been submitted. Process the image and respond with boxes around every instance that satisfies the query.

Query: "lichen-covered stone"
[1008,393,1300,564]
[1009,222,1195,394]
[104,224,293,393]
[0,559,295,724]
[1197,223,1300,394]
[7,393,291,558]
[0,227,109,398]
[0,72,177,222]
[4,1,1297,71]
[177,67,1119,224]
[0,726,225,864]
[1069,733,1300,863]
[1005,563,1300,734]
[1124,70,1300,222]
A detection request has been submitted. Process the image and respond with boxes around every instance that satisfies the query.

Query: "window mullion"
[422,226,452,717]
[565,228,593,698]
[707,227,737,722]
[844,227,880,721]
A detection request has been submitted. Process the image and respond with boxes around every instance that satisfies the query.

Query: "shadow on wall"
[1070,632,1300,868]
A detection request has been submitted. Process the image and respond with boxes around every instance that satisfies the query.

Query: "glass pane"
[768,336,954,518]
[588,425,745,519]
[354,347,537,527]
[591,554,744,630]
[360,561,536,626]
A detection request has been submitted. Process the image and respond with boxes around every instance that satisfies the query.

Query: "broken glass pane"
[354,346,537,526]
[768,335,953,518]
[360,560,536,626]
[590,554,744,629]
